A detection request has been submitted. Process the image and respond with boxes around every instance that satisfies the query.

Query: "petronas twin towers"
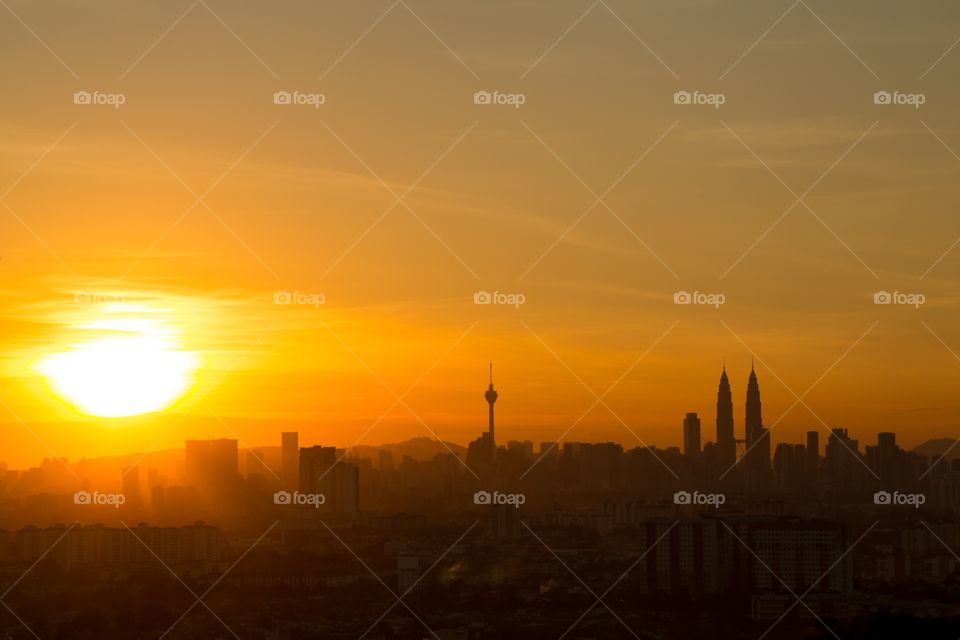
[716,364,771,471]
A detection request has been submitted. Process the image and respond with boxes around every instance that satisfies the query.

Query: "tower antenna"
[484,362,499,463]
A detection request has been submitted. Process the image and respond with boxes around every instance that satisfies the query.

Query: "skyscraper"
[122,464,140,506]
[184,439,239,495]
[806,431,819,475]
[299,445,360,517]
[281,432,298,490]
[683,412,701,459]
[716,365,735,467]
[745,364,771,472]
[873,431,899,484]
[485,362,498,463]
[299,445,337,492]
[877,432,896,450]
[467,364,502,470]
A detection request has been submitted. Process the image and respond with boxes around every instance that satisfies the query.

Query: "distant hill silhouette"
[351,436,465,462]
[912,438,960,460]
[242,437,465,464]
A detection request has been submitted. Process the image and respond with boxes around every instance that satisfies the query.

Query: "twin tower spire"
[481,362,770,471]
[716,362,770,471]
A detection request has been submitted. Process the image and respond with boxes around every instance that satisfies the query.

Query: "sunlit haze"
[1,1,959,470]
[3,2,960,638]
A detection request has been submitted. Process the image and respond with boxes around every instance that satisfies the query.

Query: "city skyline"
[1,362,954,474]
[1,368,957,639]
[3,1,960,473]
[2,3,960,636]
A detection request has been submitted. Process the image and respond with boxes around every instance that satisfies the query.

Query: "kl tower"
[485,362,498,463]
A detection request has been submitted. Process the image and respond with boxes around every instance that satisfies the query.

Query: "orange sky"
[1,1,959,468]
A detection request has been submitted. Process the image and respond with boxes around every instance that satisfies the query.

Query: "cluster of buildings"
[0,522,221,575]
[165,365,959,517]
[0,365,955,634]
[156,433,362,520]
[677,366,957,501]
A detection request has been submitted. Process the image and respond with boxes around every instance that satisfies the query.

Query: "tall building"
[535,442,560,472]
[743,519,852,593]
[716,366,736,467]
[745,364,762,446]
[507,440,534,459]
[378,449,395,472]
[122,464,140,506]
[281,432,298,490]
[877,432,896,450]
[745,365,771,472]
[578,442,623,489]
[873,431,899,484]
[329,463,360,517]
[826,428,865,491]
[299,446,360,517]
[299,445,337,491]
[635,518,722,595]
[683,412,702,459]
[467,363,500,470]
[489,502,517,540]
[184,439,238,495]
[773,443,805,490]
[13,523,222,572]
[485,362,498,463]
[806,431,820,476]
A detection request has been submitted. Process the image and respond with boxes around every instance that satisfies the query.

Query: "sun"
[37,313,199,418]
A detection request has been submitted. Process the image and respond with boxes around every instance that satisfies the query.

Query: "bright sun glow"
[37,312,199,418]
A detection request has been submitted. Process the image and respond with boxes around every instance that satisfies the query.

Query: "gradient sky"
[1,0,959,468]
